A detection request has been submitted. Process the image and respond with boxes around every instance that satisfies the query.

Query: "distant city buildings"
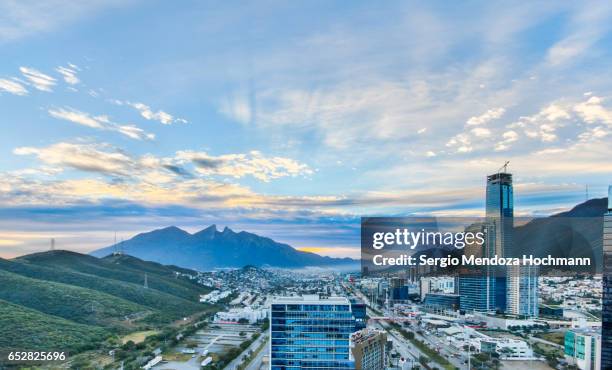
[601,185,612,368]
[270,295,356,369]
[419,276,454,300]
[350,329,387,370]
[565,328,602,370]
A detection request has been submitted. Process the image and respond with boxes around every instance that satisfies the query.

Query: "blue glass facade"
[270,296,356,369]
[350,298,367,331]
[601,187,612,369]
[486,172,514,313]
[458,222,504,312]
[423,293,460,310]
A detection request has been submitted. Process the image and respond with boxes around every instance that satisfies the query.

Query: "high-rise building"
[350,298,367,331]
[601,185,612,369]
[485,170,538,317]
[565,329,602,370]
[486,172,514,312]
[270,295,356,369]
[350,329,387,370]
[507,264,539,317]
[458,222,502,312]
[389,277,409,304]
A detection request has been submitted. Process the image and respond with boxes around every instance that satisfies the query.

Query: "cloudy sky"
[1,1,611,258]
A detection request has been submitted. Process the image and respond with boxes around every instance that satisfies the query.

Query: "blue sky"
[1,1,611,258]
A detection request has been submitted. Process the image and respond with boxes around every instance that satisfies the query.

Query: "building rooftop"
[351,329,386,344]
[271,295,350,304]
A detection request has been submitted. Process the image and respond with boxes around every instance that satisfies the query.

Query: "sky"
[1,0,611,258]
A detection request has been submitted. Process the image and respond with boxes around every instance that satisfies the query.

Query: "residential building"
[350,329,387,370]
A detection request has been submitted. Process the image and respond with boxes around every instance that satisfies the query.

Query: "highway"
[223,333,268,370]
[245,337,269,370]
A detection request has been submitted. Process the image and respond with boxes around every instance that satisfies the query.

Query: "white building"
[214,306,268,324]
[419,276,455,300]
[565,329,602,370]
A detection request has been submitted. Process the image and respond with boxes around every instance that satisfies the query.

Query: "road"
[245,337,269,370]
[223,333,268,370]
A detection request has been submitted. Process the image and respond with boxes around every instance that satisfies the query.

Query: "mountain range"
[91,225,357,270]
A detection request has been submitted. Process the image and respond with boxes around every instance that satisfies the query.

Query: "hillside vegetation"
[0,251,213,356]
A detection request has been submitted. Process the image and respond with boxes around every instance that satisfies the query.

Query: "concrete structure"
[419,276,454,300]
[350,329,387,370]
[472,312,537,330]
[214,306,267,324]
[565,329,602,370]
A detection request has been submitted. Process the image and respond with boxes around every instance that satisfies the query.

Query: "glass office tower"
[486,172,513,312]
[601,185,612,369]
[458,222,501,312]
[270,295,356,369]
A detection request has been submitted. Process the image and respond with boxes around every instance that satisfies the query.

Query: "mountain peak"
[193,224,217,239]
[90,225,357,270]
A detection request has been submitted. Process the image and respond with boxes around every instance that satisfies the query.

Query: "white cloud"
[0,78,28,95]
[48,107,154,140]
[578,126,609,142]
[546,2,612,66]
[14,142,133,176]
[114,101,187,125]
[494,130,519,151]
[14,141,312,184]
[175,150,313,182]
[220,93,252,124]
[509,103,570,143]
[19,67,56,92]
[0,1,127,43]
[466,107,505,126]
[573,96,612,125]
[56,64,80,85]
[446,133,472,153]
[471,127,492,138]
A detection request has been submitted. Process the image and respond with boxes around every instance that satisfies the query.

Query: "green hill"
[0,269,150,328]
[0,251,217,358]
[19,250,208,301]
[0,299,109,352]
[0,255,206,322]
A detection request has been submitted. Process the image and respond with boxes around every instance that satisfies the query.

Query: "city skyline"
[2,1,612,258]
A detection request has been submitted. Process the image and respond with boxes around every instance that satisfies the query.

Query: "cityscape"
[2,170,609,370]
[2,2,612,370]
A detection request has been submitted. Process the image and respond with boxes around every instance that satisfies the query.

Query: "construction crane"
[497,161,510,174]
